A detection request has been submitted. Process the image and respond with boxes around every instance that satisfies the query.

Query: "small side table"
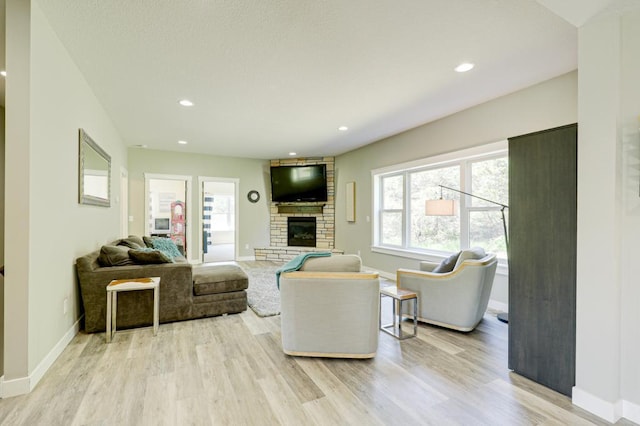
[106,277,160,343]
[380,286,418,339]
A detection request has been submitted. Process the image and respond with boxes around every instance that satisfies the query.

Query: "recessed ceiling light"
[178,99,194,107]
[289,152,297,156]
[338,126,348,131]
[0,71,6,77]
[454,63,475,73]
[178,140,188,145]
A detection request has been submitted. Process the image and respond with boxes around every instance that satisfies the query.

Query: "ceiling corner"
[536,0,618,26]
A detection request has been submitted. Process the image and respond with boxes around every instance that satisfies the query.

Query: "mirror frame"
[79,128,111,207]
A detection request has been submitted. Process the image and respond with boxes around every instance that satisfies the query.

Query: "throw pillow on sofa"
[129,248,173,264]
[150,237,182,259]
[143,235,154,248]
[117,236,145,249]
[98,245,134,267]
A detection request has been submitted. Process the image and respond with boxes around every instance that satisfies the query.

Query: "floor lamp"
[425,184,510,323]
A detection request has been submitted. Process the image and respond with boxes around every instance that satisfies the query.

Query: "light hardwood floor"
[0,269,634,425]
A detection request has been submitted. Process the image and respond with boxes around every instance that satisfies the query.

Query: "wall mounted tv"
[270,164,328,202]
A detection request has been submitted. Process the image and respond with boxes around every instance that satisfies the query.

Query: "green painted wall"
[334,71,578,306]
[127,149,270,261]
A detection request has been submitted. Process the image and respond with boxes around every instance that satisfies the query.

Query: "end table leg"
[379,293,382,331]
[392,298,397,332]
[413,298,418,336]
[112,292,118,340]
[106,291,112,343]
[153,286,159,336]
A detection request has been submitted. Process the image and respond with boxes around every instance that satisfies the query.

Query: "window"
[373,141,508,259]
[210,194,234,231]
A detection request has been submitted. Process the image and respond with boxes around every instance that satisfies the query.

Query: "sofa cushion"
[193,265,249,296]
[143,236,154,248]
[432,251,461,273]
[98,245,134,267]
[117,236,145,249]
[129,248,173,264]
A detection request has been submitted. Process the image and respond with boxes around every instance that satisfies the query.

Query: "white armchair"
[397,249,497,332]
[279,255,380,358]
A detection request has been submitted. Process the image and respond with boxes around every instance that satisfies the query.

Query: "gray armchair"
[397,248,497,332]
[279,255,380,358]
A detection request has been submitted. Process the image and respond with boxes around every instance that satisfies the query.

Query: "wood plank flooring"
[0,265,634,425]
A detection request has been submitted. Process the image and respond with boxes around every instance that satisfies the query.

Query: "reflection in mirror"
[79,129,111,207]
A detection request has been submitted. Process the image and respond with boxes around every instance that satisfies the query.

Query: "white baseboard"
[237,255,255,261]
[623,400,640,424]
[1,316,82,398]
[488,300,508,312]
[361,265,395,281]
[572,386,625,423]
[0,371,30,398]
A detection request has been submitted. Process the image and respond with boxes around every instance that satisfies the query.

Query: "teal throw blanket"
[276,251,331,289]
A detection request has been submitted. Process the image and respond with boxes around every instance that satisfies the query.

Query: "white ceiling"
[2,0,606,159]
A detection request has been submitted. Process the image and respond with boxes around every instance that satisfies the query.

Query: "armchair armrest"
[281,271,379,280]
[397,267,456,281]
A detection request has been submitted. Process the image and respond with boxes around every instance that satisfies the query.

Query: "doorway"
[200,178,238,263]
[144,174,192,259]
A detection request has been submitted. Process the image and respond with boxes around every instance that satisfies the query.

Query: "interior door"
[202,180,236,262]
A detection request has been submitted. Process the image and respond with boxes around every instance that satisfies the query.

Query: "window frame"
[372,141,508,263]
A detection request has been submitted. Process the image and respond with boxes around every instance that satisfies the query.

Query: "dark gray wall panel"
[508,123,577,397]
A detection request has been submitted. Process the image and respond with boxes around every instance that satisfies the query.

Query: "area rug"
[241,263,282,317]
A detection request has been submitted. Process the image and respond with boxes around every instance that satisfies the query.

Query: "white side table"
[106,277,160,343]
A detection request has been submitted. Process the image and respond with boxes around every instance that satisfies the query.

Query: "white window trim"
[371,140,508,269]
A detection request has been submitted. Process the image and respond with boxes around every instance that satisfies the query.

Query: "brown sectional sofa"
[76,239,248,333]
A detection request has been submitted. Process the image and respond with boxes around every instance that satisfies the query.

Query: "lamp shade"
[425,199,456,216]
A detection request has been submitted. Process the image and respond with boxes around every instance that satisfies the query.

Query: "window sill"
[371,245,508,276]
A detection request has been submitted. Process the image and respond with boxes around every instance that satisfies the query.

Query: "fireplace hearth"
[287,217,316,247]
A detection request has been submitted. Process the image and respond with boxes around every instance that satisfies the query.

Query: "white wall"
[573,8,640,424]
[619,9,640,411]
[128,149,270,261]
[335,71,578,306]
[3,0,126,395]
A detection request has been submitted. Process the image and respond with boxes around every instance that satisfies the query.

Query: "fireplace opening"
[287,217,316,247]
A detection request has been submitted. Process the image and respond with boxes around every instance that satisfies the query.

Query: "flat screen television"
[270,164,328,202]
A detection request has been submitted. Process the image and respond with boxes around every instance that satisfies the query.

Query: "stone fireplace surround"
[254,157,343,262]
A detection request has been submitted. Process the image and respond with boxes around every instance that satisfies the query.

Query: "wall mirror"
[79,128,111,207]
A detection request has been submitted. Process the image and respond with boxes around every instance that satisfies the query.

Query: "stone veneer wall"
[254,157,336,262]
[254,247,344,262]
[270,157,334,248]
